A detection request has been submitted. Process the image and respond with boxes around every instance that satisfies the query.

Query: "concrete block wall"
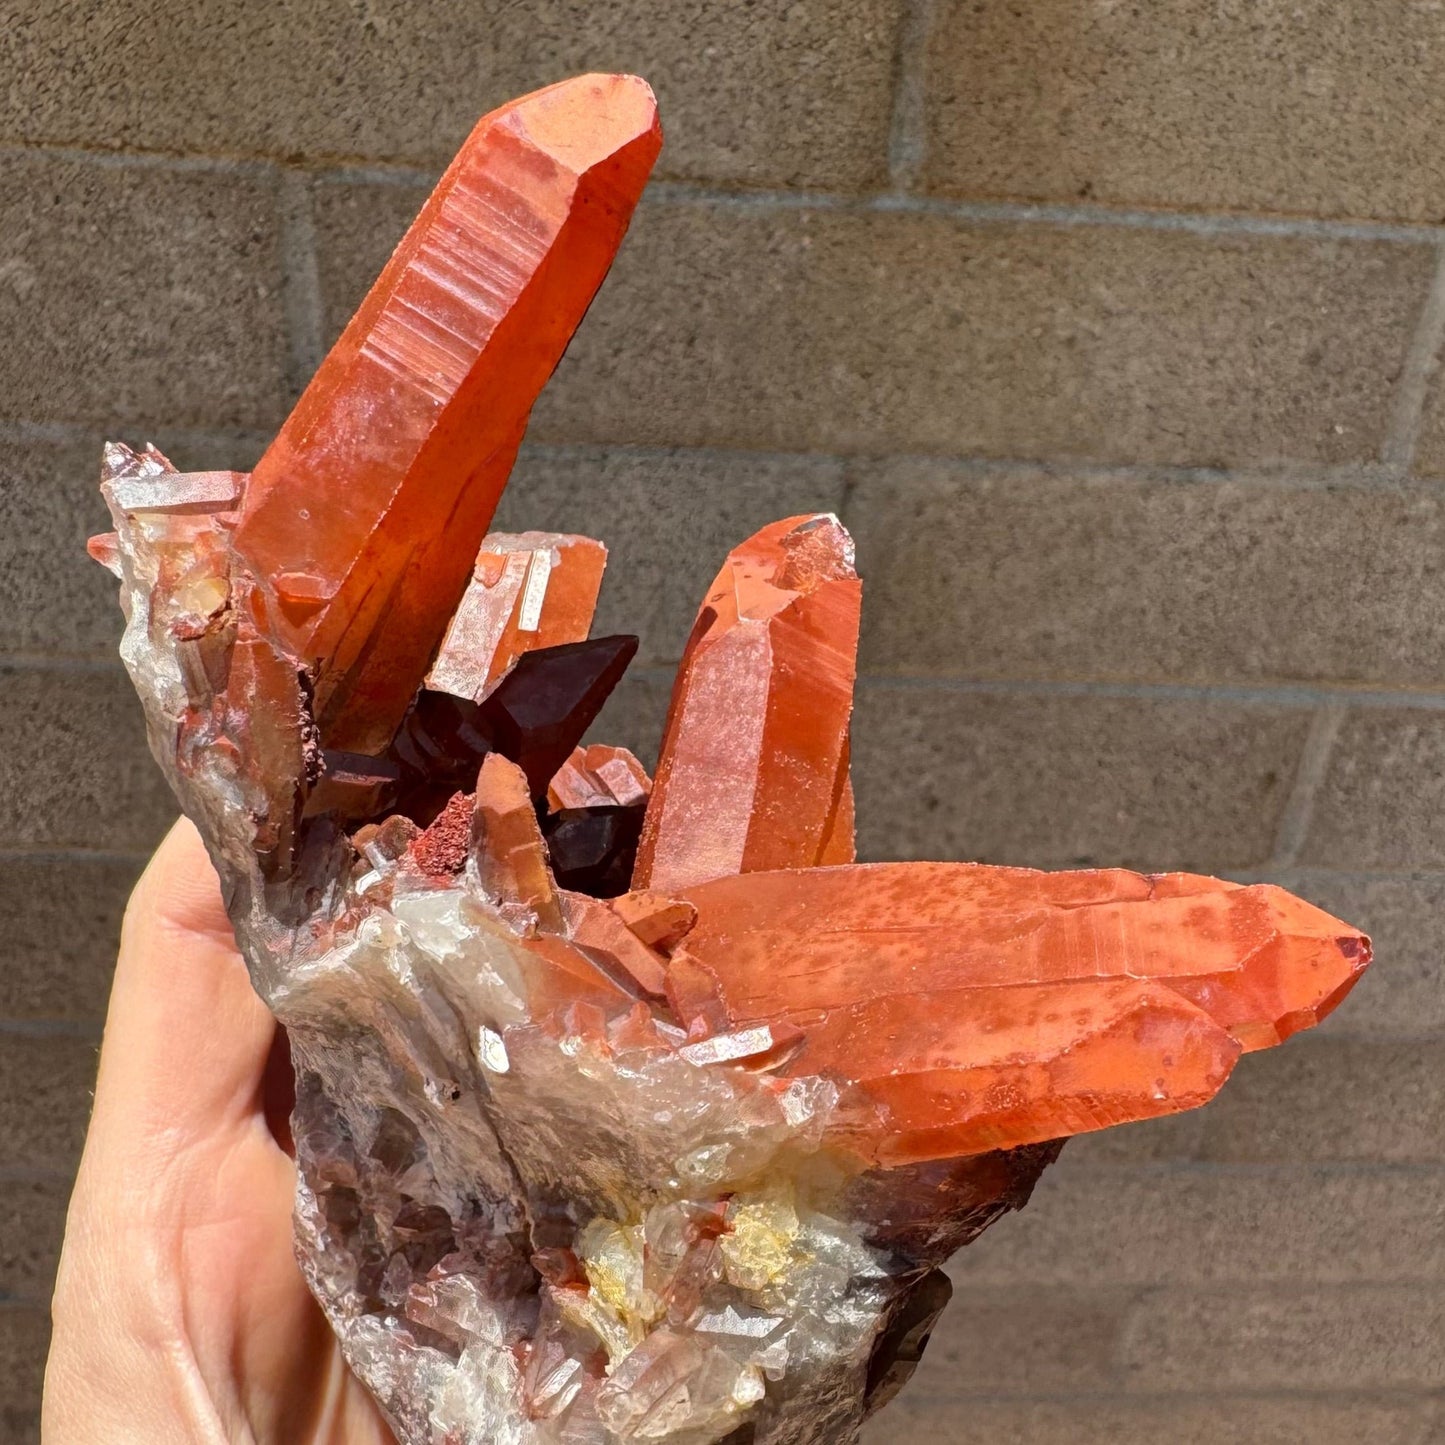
[2,2,1443,1440]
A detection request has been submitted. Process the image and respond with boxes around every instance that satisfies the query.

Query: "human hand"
[42,818,395,1445]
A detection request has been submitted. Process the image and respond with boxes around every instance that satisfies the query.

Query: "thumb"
[88,816,278,1155]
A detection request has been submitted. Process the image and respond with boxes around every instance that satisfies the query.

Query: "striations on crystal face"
[90,74,1371,1445]
[232,75,660,756]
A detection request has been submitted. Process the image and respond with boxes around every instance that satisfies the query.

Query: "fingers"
[89,816,279,1153]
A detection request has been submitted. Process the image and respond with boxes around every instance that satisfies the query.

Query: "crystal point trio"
[92,74,1370,1445]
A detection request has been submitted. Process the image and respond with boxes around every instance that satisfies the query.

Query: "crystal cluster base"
[91,74,1370,1445]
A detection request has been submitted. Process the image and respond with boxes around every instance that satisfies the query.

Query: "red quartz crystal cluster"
[91,74,1372,1445]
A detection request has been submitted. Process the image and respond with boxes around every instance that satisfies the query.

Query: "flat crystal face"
[90,74,1370,1445]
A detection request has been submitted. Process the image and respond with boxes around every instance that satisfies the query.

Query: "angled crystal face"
[232,76,660,755]
[478,634,639,799]
[427,532,609,705]
[672,864,1368,1163]
[87,72,1372,1445]
[635,514,861,894]
[549,743,652,811]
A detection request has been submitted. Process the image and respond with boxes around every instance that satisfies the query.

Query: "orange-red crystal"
[233,76,660,753]
[634,514,860,893]
[428,532,608,704]
[548,743,652,811]
[668,864,1366,1164]
[95,74,1370,1184]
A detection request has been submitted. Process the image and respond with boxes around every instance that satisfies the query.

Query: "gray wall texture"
[3,1,1445,1441]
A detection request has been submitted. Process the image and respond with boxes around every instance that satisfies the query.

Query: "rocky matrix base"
[90,74,1372,1445]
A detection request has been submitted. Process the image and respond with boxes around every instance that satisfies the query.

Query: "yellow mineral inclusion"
[720,1186,803,1291]
[579,1219,648,1317]
[572,1218,660,1360]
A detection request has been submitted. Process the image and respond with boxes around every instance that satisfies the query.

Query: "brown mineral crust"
[231,75,661,754]
[409,791,474,878]
[634,515,860,895]
[427,532,608,704]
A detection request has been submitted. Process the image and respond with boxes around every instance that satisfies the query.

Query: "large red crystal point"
[232,75,660,753]
[634,514,860,893]
[673,864,1370,1164]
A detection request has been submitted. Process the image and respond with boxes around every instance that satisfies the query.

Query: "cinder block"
[0,1176,70,1303]
[1197,1038,1445,1165]
[1302,709,1445,870]
[0,1035,96,1172]
[920,0,1445,222]
[311,179,428,351]
[850,684,1309,873]
[530,202,1428,469]
[0,0,902,189]
[897,1283,1132,1395]
[866,1394,1438,1445]
[848,462,1445,690]
[0,155,288,431]
[0,857,136,1021]
[1408,373,1445,478]
[145,432,270,474]
[960,1164,1445,1287]
[1057,1108,1207,1166]
[0,667,174,852]
[1120,1285,1445,1391]
[0,1306,48,1417]
[0,431,118,660]
[314,194,1427,472]
[496,446,847,667]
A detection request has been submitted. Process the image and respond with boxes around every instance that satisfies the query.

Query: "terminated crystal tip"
[232,73,660,755]
[88,72,1370,1445]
